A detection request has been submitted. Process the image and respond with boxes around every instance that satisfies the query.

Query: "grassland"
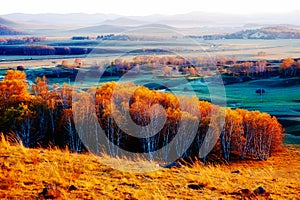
[1,39,300,65]
[134,75,300,139]
[0,136,299,199]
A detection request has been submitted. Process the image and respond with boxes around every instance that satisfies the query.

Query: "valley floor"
[0,138,299,199]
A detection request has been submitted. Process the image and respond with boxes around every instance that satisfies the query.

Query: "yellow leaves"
[164,93,179,109]
[0,68,284,161]
[4,70,27,81]
[18,103,35,117]
[0,70,30,105]
[32,76,49,98]
[280,58,295,69]
[47,98,56,110]
[20,103,28,111]
[165,107,181,120]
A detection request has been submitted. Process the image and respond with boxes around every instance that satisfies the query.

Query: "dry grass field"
[0,136,299,199]
[1,39,300,70]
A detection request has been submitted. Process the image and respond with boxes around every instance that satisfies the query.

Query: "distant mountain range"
[2,13,121,25]
[0,12,300,36]
[2,11,300,27]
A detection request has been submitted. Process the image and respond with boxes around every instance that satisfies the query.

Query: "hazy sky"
[0,0,298,16]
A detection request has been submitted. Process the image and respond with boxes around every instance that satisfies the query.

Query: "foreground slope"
[0,137,299,199]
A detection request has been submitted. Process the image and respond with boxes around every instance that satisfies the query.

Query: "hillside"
[71,24,128,34]
[71,23,177,34]
[203,26,300,39]
[0,17,19,27]
[101,17,148,26]
[0,136,299,199]
[0,24,25,35]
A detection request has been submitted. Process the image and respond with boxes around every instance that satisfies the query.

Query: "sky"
[0,0,298,16]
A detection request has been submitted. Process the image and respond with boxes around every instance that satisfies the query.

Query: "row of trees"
[0,45,90,56]
[71,34,130,41]
[24,45,56,55]
[0,37,46,45]
[102,56,300,80]
[23,45,91,56]
[279,58,300,77]
[0,70,283,162]
[0,71,77,149]
[227,58,300,78]
[94,82,283,162]
[101,56,220,77]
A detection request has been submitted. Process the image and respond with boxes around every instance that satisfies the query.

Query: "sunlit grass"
[0,136,299,199]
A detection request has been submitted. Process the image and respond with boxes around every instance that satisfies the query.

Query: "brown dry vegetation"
[0,136,299,200]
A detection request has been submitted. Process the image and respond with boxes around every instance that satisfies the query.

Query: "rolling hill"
[0,17,19,27]
[71,24,129,33]
[0,24,25,35]
[202,26,300,40]
[70,23,177,34]
[101,17,149,26]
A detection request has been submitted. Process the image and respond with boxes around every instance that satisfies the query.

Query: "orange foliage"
[0,71,284,162]
[0,70,30,106]
[95,82,283,161]
[280,58,295,69]
[296,60,300,69]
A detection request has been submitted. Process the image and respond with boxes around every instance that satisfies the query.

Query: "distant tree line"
[71,36,90,40]
[0,37,46,45]
[198,26,300,40]
[279,58,300,77]
[0,45,92,55]
[225,58,300,78]
[89,55,300,80]
[96,34,130,41]
[24,45,56,55]
[71,34,130,41]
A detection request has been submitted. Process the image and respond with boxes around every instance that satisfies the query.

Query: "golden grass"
[0,136,299,200]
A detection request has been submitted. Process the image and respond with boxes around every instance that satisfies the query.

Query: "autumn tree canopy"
[0,70,284,163]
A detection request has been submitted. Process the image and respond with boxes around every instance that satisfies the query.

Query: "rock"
[231,170,241,174]
[254,186,266,195]
[37,187,60,199]
[236,188,254,199]
[239,188,252,195]
[37,188,48,198]
[68,185,77,191]
[188,183,207,190]
[160,161,182,169]
[237,188,254,199]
